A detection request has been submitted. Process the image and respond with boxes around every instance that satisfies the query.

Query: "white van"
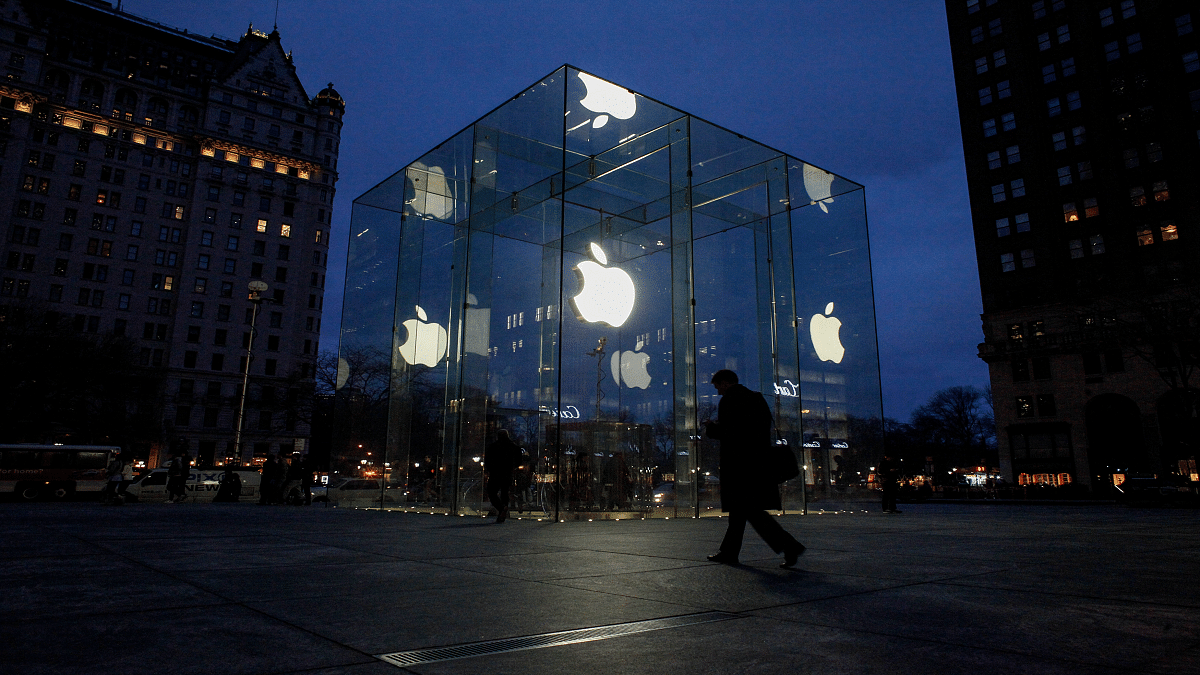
[125,468,260,503]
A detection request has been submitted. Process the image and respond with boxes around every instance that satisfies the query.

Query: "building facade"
[338,66,882,517]
[946,0,1200,491]
[0,0,342,466]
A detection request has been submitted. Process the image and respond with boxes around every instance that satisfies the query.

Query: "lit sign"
[831,441,849,449]
[773,380,800,397]
[570,243,635,327]
[540,406,581,419]
[810,302,845,364]
[397,305,449,367]
[802,441,821,448]
[577,72,637,129]
[803,163,836,213]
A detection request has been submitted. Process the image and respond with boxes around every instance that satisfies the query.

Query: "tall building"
[946,0,1199,491]
[0,0,343,466]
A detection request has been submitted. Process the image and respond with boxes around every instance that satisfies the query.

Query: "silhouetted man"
[879,451,902,514]
[485,429,520,523]
[704,369,805,568]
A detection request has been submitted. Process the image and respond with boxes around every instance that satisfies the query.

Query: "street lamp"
[233,280,269,466]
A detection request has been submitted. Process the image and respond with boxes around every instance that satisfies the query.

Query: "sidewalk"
[2,502,1197,674]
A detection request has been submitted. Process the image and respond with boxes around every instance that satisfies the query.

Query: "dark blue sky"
[136,0,987,420]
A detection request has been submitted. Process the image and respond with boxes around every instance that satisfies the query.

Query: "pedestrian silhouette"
[879,451,902,513]
[703,369,805,568]
[485,429,520,522]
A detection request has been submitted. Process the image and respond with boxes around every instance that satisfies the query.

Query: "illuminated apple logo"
[571,243,635,328]
[578,72,637,129]
[611,350,651,389]
[398,305,448,367]
[809,302,845,364]
[803,164,836,213]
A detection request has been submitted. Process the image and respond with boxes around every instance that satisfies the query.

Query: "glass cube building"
[336,66,881,517]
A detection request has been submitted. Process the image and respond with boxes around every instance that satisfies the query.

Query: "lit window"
[996,217,1011,237]
[314,229,323,244]
[1100,7,1114,27]
[1089,234,1105,254]
[1152,181,1169,201]
[1063,202,1079,221]
[983,118,997,136]
[1057,166,1073,185]
[1084,198,1099,217]
[997,80,1011,98]
[1130,186,1147,206]
[1042,64,1057,83]
[1161,221,1178,241]
[1052,131,1067,150]
[1015,213,1030,232]
[1021,248,1036,268]
[1002,112,1016,131]
[976,57,989,74]
[1126,33,1141,54]
[987,151,1002,169]
[280,224,291,238]
[1047,97,1062,116]
[1006,145,1020,163]
[993,49,1007,66]
[1037,32,1052,50]
[1056,24,1070,43]
[1010,178,1025,197]
[1069,239,1084,258]
[1137,228,1154,246]
[1001,253,1016,272]
[257,219,268,233]
[1104,41,1121,61]
[979,86,993,105]
[992,184,1007,202]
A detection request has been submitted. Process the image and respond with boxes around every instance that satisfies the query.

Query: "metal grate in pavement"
[376,612,739,667]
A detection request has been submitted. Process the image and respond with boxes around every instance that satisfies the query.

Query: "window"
[976,57,989,75]
[1060,57,1075,77]
[280,224,292,238]
[1021,249,1036,268]
[1037,394,1057,417]
[200,231,213,247]
[1178,14,1193,36]
[1010,178,1025,198]
[987,151,1002,169]
[256,219,268,233]
[967,0,979,13]
[1152,181,1169,201]
[226,236,239,251]
[242,117,255,131]
[983,118,997,136]
[1001,112,1015,131]
[259,197,271,212]
[1066,91,1081,111]
[1137,227,1154,246]
[996,217,1011,237]
[1004,145,1020,164]
[1083,197,1098,218]
[230,213,243,229]
[1052,131,1066,150]
[1057,166,1073,185]
[993,49,1007,67]
[1183,52,1198,74]
[277,245,290,261]
[1043,64,1057,83]
[988,18,1002,36]
[197,254,210,270]
[233,191,245,207]
[1146,142,1162,163]
[1032,0,1046,18]
[979,86,993,105]
[1124,147,1140,168]
[1161,221,1179,241]
[1130,186,1146,206]
[1069,239,1084,258]
[1126,33,1141,54]
[1072,126,1085,145]
[1038,32,1052,50]
[1001,253,1016,272]
[217,305,231,321]
[1100,7,1114,26]
[1089,234,1105,254]
[972,26,984,43]
[1063,202,1079,221]
[1056,24,1070,43]
[214,329,227,346]
[1016,397,1035,418]
[1048,97,1062,116]
[210,354,224,371]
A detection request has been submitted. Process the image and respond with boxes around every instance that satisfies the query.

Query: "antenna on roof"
[273,0,280,30]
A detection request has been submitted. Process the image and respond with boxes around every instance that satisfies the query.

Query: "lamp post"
[233,281,269,465]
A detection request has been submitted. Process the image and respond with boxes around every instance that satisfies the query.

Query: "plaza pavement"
[2,501,1197,674]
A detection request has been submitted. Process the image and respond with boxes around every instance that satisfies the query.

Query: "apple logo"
[802,163,836,213]
[577,72,637,129]
[570,243,635,328]
[809,302,845,364]
[610,350,652,389]
[398,305,449,367]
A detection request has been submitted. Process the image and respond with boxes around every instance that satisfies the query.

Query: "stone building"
[946,0,1199,491]
[0,0,343,466]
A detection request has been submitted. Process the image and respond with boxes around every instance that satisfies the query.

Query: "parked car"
[124,467,260,503]
[319,477,402,506]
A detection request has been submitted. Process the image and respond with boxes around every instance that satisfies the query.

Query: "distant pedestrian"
[879,451,901,514]
[485,429,520,522]
[214,467,242,502]
[280,454,304,504]
[299,456,313,505]
[120,457,133,495]
[166,451,187,503]
[703,369,805,568]
[105,452,125,501]
[259,454,279,505]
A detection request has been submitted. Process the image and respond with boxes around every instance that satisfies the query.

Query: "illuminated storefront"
[336,66,881,517]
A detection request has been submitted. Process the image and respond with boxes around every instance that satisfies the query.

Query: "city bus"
[0,444,120,500]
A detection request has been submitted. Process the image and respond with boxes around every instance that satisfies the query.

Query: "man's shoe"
[707,552,739,564]
[780,543,806,569]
